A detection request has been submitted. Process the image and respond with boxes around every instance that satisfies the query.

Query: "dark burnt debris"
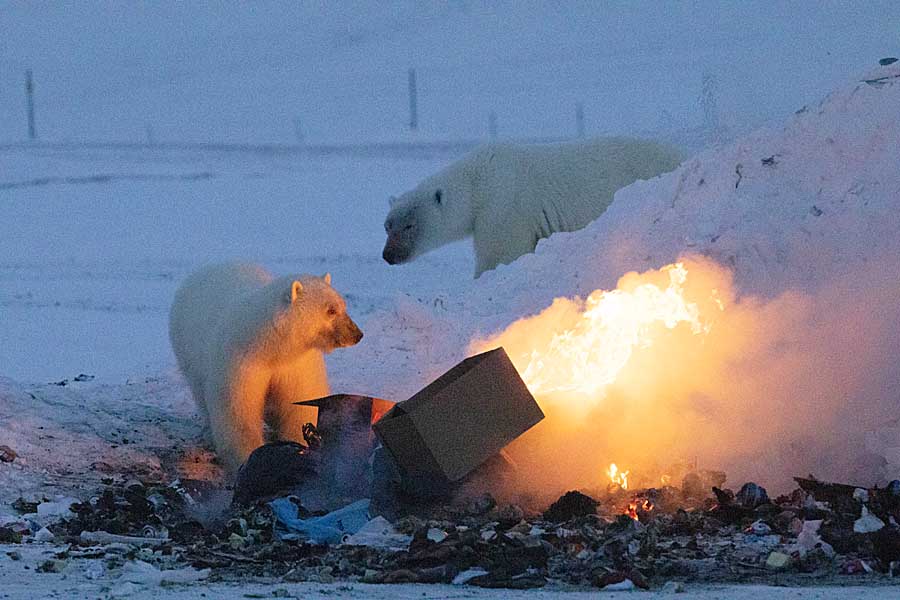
[7,472,900,590]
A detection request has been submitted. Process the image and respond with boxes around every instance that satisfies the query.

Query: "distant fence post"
[25,69,37,140]
[293,118,305,144]
[575,102,585,138]
[408,68,418,131]
[488,111,498,139]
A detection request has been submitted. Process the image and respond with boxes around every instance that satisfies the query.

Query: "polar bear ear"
[289,280,303,303]
[323,273,332,285]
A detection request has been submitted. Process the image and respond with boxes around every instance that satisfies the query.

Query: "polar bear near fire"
[169,262,363,472]
[383,137,683,277]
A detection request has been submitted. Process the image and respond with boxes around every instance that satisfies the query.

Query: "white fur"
[169,262,362,472]
[383,137,684,277]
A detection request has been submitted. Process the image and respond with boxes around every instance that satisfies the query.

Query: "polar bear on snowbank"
[169,263,363,472]
[383,137,683,277]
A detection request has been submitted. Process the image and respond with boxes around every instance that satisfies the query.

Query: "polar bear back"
[470,137,682,275]
[475,137,682,235]
[169,263,273,401]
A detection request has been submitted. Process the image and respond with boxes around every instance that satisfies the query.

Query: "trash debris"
[116,560,210,586]
[854,506,886,533]
[543,490,599,522]
[744,520,772,536]
[270,497,370,544]
[765,551,793,570]
[426,527,448,543]
[794,519,834,558]
[79,531,169,546]
[0,445,16,463]
[343,516,411,550]
[33,497,78,525]
[736,482,769,508]
[453,567,489,585]
[233,441,317,506]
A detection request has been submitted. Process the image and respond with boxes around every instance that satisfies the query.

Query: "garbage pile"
[3,348,900,591]
[6,469,900,591]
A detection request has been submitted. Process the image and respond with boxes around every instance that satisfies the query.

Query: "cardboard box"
[373,347,544,485]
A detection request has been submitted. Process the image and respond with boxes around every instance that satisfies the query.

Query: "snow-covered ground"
[3,538,900,599]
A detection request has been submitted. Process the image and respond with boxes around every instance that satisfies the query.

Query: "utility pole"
[25,70,37,140]
[408,68,418,131]
[575,102,585,138]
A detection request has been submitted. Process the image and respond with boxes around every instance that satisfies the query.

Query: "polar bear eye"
[434,189,442,205]
[327,306,337,317]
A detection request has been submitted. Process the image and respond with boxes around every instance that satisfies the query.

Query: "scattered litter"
[794,519,834,558]
[854,506,886,533]
[270,497,370,544]
[603,579,635,591]
[80,530,168,546]
[0,445,16,463]
[452,568,489,585]
[543,490,599,522]
[426,527,448,543]
[116,560,211,586]
[343,516,411,550]
[735,482,768,508]
[744,520,772,536]
[33,497,78,525]
[766,551,792,570]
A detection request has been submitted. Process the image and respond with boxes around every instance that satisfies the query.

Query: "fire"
[518,262,709,397]
[607,462,629,490]
[626,499,654,521]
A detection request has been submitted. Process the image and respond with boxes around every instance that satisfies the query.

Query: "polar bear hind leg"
[206,363,270,472]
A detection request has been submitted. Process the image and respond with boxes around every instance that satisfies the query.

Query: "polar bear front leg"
[267,353,330,444]
[473,219,540,277]
[207,363,270,472]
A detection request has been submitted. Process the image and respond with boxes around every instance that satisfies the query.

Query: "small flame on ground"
[626,499,654,521]
[519,262,709,397]
[608,462,629,490]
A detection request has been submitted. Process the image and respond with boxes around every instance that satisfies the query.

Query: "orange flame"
[626,499,654,521]
[519,263,709,397]
[607,462,629,490]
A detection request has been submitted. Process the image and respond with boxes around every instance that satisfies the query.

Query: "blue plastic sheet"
[269,497,371,544]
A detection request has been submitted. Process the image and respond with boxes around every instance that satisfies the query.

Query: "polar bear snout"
[334,314,364,347]
[382,235,412,265]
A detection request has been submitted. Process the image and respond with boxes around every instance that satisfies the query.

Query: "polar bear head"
[275,274,363,354]
[382,162,476,265]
